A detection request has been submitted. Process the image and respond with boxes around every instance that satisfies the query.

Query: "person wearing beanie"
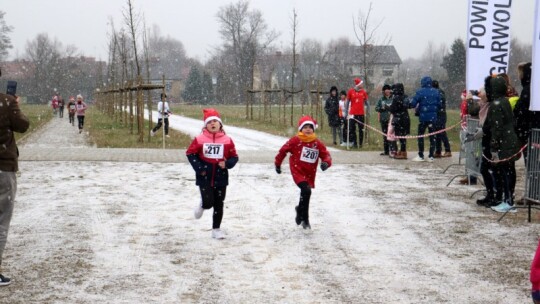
[324,86,341,145]
[375,84,393,156]
[338,90,349,146]
[0,65,30,285]
[75,94,88,134]
[186,108,239,239]
[275,116,332,229]
[346,77,369,148]
[150,93,172,138]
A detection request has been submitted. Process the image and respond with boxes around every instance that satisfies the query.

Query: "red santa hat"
[354,78,363,86]
[297,115,318,131]
[203,108,222,125]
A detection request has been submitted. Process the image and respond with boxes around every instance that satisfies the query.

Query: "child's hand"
[218,161,226,169]
[275,166,281,174]
[320,162,329,171]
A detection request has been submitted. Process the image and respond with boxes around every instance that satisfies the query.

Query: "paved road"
[18,115,463,166]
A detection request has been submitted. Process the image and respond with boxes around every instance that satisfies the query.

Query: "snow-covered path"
[0,115,536,303]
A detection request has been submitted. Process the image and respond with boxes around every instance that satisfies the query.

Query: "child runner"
[67,96,76,126]
[75,94,88,134]
[186,108,239,239]
[275,116,332,229]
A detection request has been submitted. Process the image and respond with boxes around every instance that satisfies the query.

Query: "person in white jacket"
[151,93,172,137]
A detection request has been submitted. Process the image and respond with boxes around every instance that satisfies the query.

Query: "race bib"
[203,143,224,159]
[69,105,75,110]
[300,146,319,163]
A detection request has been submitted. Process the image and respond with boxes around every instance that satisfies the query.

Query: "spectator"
[339,91,350,147]
[388,83,410,159]
[324,86,341,145]
[409,76,441,162]
[347,78,369,148]
[432,80,451,158]
[375,84,393,155]
[0,66,30,286]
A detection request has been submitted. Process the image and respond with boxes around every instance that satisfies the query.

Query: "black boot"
[295,206,302,225]
[476,192,496,208]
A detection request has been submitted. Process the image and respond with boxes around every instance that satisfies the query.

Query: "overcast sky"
[2,0,536,62]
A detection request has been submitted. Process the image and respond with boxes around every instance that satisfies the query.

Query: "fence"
[446,117,482,187]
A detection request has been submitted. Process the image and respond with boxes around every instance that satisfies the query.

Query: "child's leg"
[212,187,226,229]
[297,181,311,222]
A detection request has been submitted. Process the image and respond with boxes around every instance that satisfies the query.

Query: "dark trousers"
[77,115,85,130]
[59,107,64,118]
[480,157,500,199]
[199,186,226,229]
[380,121,389,154]
[348,115,364,147]
[417,121,436,158]
[435,130,451,153]
[69,112,75,124]
[152,118,169,135]
[296,181,311,221]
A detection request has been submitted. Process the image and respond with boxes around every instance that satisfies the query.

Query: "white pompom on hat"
[354,78,363,86]
[203,108,222,125]
[297,115,318,131]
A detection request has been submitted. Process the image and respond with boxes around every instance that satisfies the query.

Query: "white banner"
[531,0,540,111]
[466,0,513,91]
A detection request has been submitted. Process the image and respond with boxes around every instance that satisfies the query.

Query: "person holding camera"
[0,67,30,286]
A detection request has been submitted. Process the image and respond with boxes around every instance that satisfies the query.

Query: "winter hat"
[76,94,83,100]
[354,78,363,86]
[382,84,392,92]
[330,86,338,94]
[297,115,318,131]
[69,96,75,101]
[203,108,222,125]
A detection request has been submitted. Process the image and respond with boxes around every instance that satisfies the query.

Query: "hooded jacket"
[0,93,30,172]
[513,62,533,143]
[324,86,341,127]
[483,76,520,160]
[409,76,441,123]
[389,83,410,136]
[375,85,393,124]
[186,128,239,187]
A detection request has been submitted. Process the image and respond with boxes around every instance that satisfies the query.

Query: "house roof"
[327,45,402,65]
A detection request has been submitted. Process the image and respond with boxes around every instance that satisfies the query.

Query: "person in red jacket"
[346,77,369,148]
[186,108,239,239]
[275,116,332,229]
[531,239,540,303]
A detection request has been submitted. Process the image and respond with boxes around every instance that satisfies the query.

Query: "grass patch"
[16,104,53,141]
[85,108,193,149]
[172,104,462,152]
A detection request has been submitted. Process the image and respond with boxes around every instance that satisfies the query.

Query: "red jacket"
[531,239,540,291]
[275,135,332,188]
[347,88,368,115]
[186,129,238,187]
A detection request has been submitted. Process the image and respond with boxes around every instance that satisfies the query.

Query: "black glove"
[320,162,329,171]
[275,166,281,174]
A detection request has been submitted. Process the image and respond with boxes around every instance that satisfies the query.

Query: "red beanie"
[203,108,222,125]
[297,115,318,131]
[354,78,363,86]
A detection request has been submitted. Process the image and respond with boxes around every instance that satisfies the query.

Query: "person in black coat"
[389,83,410,159]
[324,86,341,145]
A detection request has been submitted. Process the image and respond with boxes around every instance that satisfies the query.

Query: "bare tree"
[216,0,277,116]
[0,11,13,61]
[289,8,299,126]
[352,2,391,143]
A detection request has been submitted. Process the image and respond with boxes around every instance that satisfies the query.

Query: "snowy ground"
[0,114,538,303]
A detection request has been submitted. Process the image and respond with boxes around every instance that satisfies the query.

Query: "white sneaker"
[194,203,204,219]
[491,201,516,213]
[340,142,347,147]
[212,229,226,239]
[427,157,434,162]
[412,155,425,162]
[165,135,170,138]
[150,130,156,137]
